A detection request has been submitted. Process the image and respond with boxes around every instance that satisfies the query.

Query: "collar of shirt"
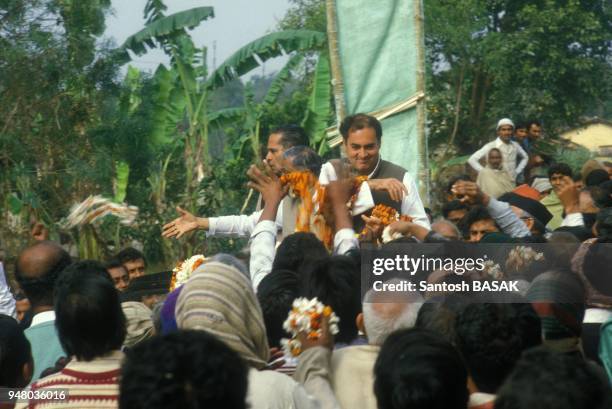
[494,137,513,148]
[367,156,382,179]
[31,310,56,327]
[65,350,124,373]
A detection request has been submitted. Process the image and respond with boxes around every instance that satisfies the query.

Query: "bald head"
[15,241,71,309]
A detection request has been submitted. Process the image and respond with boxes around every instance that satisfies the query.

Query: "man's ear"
[525,218,535,231]
[19,359,33,388]
[356,313,366,336]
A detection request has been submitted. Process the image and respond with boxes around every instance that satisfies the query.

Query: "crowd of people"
[1,114,612,408]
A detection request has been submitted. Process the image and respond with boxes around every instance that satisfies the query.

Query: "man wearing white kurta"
[468,118,528,182]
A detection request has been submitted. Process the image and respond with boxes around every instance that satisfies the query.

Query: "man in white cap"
[468,118,529,182]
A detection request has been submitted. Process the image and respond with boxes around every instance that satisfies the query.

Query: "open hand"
[162,207,199,239]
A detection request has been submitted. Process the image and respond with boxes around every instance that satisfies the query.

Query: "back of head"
[256,269,300,348]
[271,124,309,148]
[596,207,612,241]
[339,113,382,142]
[454,303,541,393]
[585,169,609,187]
[0,315,31,388]
[495,347,611,409]
[300,255,361,344]
[283,145,323,177]
[55,261,126,361]
[362,280,423,345]
[15,241,71,308]
[415,294,471,343]
[208,253,248,278]
[272,232,328,274]
[374,328,469,409]
[120,330,248,409]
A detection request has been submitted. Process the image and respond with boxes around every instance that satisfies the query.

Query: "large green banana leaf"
[262,54,303,107]
[302,53,331,152]
[115,7,214,63]
[207,30,326,89]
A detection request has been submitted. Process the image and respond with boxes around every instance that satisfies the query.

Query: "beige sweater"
[330,345,380,409]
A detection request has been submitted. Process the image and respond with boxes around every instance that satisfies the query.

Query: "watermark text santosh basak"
[372,279,520,293]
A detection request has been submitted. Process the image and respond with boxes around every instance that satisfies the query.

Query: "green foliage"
[425,0,612,153]
[302,53,332,153]
[116,7,215,63]
[207,30,327,88]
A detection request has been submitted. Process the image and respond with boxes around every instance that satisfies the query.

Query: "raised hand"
[451,180,489,206]
[162,206,201,239]
[247,162,286,207]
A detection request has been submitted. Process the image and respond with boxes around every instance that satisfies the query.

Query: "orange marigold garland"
[280,297,340,357]
[169,255,207,292]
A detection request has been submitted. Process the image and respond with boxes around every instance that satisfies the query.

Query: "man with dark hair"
[120,330,248,409]
[526,119,542,142]
[454,303,541,408]
[374,328,469,409]
[541,163,573,229]
[116,247,146,280]
[320,113,430,232]
[300,255,362,345]
[256,269,300,349]
[513,121,530,152]
[162,126,316,241]
[443,200,470,225]
[495,347,611,409]
[266,125,309,174]
[14,241,70,382]
[459,206,500,242]
[104,258,129,291]
[0,315,32,388]
[19,263,126,408]
[121,271,172,308]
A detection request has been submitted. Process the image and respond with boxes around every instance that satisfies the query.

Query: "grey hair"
[362,278,423,346]
[208,253,249,280]
[432,218,461,238]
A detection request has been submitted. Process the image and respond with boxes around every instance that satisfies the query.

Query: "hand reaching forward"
[162,207,201,239]
[246,162,287,206]
[451,180,489,206]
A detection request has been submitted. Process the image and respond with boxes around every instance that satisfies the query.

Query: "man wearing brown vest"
[319,114,430,232]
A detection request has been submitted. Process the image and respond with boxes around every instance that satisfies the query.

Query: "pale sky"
[105,0,291,78]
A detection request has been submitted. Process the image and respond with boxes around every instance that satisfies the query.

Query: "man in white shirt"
[319,113,430,231]
[468,118,528,182]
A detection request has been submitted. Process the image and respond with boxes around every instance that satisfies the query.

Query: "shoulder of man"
[377,159,407,180]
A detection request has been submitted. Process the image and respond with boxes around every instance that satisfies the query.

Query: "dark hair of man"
[458,206,495,237]
[257,269,300,348]
[595,207,612,241]
[339,113,382,142]
[15,241,72,308]
[299,255,361,344]
[271,232,328,275]
[585,169,610,187]
[415,294,471,343]
[283,145,323,177]
[526,119,542,129]
[0,315,31,388]
[442,200,469,219]
[271,124,309,148]
[495,347,611,409]
[454,303,540,394]
[104,258,126,271]
[374,328,469,409]
[548,163,573,179]
[120,330,248,409]
[54,264,126,361]
[69,260,114,283]
[116,247,146,266]
[445,174,472,194]
[582,244,612,297]
[515,121,528,130]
